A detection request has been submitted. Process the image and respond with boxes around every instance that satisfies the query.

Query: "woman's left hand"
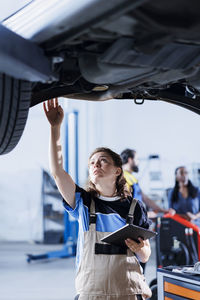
[125,237,145,253]
[186,212,197,221]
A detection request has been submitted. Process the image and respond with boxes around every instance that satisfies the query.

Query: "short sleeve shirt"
[63,185,151,271]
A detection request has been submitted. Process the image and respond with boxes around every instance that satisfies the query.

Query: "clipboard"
[101,224,157,247]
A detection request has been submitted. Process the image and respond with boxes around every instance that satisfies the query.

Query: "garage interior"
[1,1,200,300]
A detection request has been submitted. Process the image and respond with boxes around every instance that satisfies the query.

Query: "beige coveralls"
[75,199,152,300]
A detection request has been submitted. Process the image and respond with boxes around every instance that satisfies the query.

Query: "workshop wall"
[0,98,200,241]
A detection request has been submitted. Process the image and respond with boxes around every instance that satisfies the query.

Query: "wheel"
[0,73,32,155]
[150,284,157,300]
[149,278,157,288]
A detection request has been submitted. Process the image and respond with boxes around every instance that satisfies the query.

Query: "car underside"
[1,0,200,154]
[30,0,200,114]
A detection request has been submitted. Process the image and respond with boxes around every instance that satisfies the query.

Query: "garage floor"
[0,240,156,300]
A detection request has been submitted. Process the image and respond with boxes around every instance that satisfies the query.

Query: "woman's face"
[176,167,189,184]
[89,152,121,185]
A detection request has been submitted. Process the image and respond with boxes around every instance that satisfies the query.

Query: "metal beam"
[0,24,56,82]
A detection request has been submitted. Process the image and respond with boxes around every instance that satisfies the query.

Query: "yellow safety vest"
[123,170,138,193]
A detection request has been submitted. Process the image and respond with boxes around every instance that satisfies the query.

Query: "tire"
[149,278,157,288]
[0,73,32,155]
[150,284,157,300]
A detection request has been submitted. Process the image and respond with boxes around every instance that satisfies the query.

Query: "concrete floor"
[0,240,157,300]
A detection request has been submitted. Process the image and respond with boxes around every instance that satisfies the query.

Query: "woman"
[43,98,152,300]
[168,166,200,227]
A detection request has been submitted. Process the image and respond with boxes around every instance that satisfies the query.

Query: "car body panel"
[0,24,55,82]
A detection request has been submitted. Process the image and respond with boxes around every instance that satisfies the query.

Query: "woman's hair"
[86,147,127,199]
[171,166,198,203]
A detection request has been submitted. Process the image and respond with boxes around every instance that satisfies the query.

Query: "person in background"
[44,98,152,300]
[120,148,175,273]
[120,148,174,217]
[168,166,200,227]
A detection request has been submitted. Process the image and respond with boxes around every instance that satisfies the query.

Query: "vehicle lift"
[27,110,79,262]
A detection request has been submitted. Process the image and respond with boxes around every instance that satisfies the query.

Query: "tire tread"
[0,73,32,155]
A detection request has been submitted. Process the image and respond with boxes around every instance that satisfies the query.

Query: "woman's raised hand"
[43,98,64,127]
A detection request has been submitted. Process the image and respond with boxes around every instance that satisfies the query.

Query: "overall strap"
[126,198,138,224]
[89,199,97,225]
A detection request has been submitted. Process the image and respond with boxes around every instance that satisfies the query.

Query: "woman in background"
[168,166,200,227]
